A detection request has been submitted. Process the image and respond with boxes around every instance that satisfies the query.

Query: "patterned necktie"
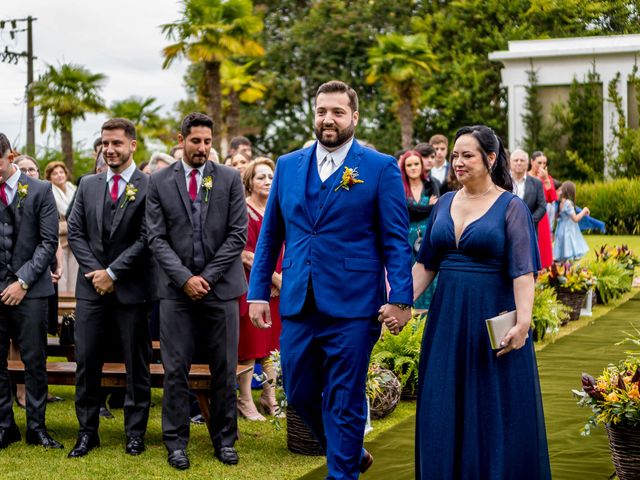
[319,154,335,182]
[189,169,198,202]
[111,174,121,203]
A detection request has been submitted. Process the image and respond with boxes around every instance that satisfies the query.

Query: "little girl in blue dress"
[553,181,590,261]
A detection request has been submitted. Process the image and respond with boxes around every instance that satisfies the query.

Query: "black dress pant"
[160,295,238,451]
[0,298,48,431]
[74,297,151,437]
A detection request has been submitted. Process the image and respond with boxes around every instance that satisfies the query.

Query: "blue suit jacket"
[248,140,413,319]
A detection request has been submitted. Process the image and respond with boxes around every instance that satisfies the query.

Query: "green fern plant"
[585,259,629,304]
[371,315,426,396]
[532,285,571,341]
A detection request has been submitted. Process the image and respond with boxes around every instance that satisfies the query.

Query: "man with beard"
[67,118,152,458]
[248,80,412,479]
[146,113,247,470]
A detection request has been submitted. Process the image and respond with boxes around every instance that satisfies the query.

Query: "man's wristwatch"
[18,278,29,290]
[390,303,412,311]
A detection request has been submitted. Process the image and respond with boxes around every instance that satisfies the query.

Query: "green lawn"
[4,386,415,480]
[583,234,640,262]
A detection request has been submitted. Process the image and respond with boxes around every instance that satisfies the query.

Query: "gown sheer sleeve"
[505,196,541,279]
[415,197,441,271]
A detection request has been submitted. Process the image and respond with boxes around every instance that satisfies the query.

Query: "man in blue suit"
[248,80,413,479]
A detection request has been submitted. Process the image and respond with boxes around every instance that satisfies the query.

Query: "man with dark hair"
[67,118,152,458]
[0,133,62,449]
[248,80,412,478]
[228,136,252,160]
[146,113,247,470]
[428,133,450,185]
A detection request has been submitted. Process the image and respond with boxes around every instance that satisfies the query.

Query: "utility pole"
[0,16,37,155]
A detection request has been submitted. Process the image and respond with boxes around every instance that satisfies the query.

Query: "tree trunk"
[226,90,240,141]
[204,61,223,154]
[60,125,74,177]
[397,98,414,150]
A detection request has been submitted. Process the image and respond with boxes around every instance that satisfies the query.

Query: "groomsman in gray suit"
[146,113,247,470]
[0,133,62,449]
[67,118,152,458]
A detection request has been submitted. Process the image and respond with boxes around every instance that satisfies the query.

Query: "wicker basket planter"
[605,423,640,480]
[555,288,587,323]
[369,369,402,420]
[286,407,324,456]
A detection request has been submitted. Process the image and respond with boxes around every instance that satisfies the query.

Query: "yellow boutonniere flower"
[203,176,213,203]
[17,182,28,208]
[120,183,138,209]
[334,167,364,192]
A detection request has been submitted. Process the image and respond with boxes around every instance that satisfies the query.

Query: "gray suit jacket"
[146,161,248,300]
[67,169,150,304]
[8,174,58,298]
[522,175,546,226]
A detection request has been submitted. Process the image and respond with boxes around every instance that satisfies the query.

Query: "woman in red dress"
[237,158,283,421]
[529,151,556,269]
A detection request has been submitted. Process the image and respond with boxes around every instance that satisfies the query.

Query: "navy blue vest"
[306,158,342,220]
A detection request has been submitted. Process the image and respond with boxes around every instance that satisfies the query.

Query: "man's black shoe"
[360,449,374,473]
[67,434,100,458]
[0,424,21,449]
[26,429,64,449]
[215,446,239,465]
[125,436,145,455]
[167,449,190,470]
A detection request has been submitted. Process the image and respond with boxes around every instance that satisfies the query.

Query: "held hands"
[249,303,272,329]
[85,270,114,296]
[378,304,412,335]
[1,281,27,306]
[183,275,210,301]
[496,323,529,358]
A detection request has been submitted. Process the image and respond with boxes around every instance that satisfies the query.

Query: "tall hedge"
[576,178,640,235]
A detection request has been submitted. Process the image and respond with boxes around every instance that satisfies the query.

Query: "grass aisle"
[540,290,640,479]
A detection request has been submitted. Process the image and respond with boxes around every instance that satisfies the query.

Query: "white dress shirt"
[1,166,22,205]
[181,160,206,193]
[107,161,137,200]
[512,174,526,200]
[431,162,448,184]
[316,138,354,181]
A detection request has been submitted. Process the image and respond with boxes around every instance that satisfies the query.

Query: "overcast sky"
[0,0,188,153]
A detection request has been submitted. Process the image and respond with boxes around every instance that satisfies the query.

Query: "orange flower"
[629,387,640,400]
[606,392,619,402]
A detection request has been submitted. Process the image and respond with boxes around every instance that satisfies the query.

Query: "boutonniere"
[17,182,28,208]
[334,167,364,192]
[202,175,213,202]
[120,183,138,209]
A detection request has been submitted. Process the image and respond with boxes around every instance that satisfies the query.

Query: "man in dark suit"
[67,118,151,458]
[146,113,247,470]
[248,81,413,478]
[0,133,62,449]
[510,149,546,227]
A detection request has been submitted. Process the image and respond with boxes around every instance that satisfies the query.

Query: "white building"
[490,34,640,176]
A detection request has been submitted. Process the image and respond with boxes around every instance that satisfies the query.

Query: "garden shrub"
[576,178,640,235]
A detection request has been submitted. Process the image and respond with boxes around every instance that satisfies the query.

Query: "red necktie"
[0,183,6,206]
[189,170,198,202]
[111,174,121,203]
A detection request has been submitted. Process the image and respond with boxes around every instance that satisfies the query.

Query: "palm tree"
[367,33,438,149]
[29,63,106,174]
[221,61,267,139]
[161,0,264,151]
[110,96,173,161]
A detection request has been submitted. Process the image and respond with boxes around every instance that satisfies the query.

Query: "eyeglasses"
[20,167,38,174]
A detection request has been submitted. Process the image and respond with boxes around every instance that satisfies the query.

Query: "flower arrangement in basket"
[574,358,640,480]
[538,261,596,293]
[366,363,401,419]
[595,244,640,271]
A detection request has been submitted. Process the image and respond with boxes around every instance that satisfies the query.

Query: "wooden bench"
[57,291,76,317]
[8,360,251,438]
[47,337,163,363]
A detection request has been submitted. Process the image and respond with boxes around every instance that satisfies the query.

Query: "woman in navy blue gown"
[402,126,551,479]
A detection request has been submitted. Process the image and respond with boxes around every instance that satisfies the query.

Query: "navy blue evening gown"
[415,191,551,480]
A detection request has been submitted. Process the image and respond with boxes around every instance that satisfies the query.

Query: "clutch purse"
[485,310,517,350]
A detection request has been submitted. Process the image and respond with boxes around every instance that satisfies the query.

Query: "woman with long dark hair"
[388,125,550,479]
